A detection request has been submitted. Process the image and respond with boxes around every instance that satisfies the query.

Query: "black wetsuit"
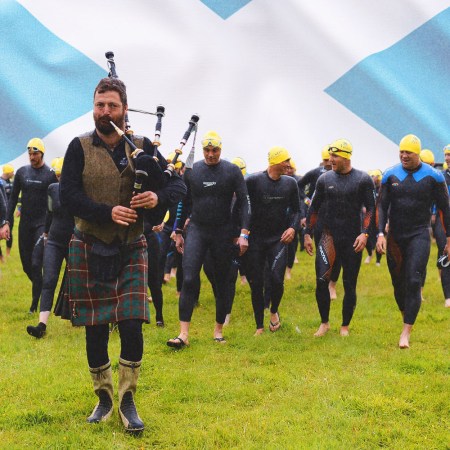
[40,183,75,312]
[306,168,375,326]
[298,165,341,282]
[244,171,301,329]
[178,159,250,325]
[365,184,382,264]
[7,164,58,311]
[0,177,13,249]
[378,162,450,324]
[432,168,450,298]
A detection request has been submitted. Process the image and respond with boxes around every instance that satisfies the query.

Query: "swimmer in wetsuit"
[244,146,301,335]
[4,138,58,313]
[304,138,375,337]
[168,130,251,348]
[376,134,450,348]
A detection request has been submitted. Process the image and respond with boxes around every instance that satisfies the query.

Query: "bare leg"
[39,310,51,325]
[213,322,226,343]
[285,267,292,280]
[254,328,264,336]
[329,281,337,300]
[399,323,413,349]
[167,321,190,346]
[314,322,330,337]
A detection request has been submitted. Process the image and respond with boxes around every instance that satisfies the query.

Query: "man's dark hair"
[94,77,127,106]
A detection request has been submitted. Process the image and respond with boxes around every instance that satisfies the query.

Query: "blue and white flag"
[2,0,450,173]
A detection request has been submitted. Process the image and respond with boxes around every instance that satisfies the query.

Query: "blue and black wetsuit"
[306,168,375,326]
[243,171,301,329]
[378,162,450,324]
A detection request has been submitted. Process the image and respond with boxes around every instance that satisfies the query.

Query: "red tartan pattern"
[67,235,149,326]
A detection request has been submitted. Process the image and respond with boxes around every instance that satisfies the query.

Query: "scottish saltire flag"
[3,0,450,172]
[0,0,105,165]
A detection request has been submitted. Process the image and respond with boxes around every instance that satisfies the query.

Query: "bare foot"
[329,281,337,300]
[241,276,248,285]
[340,326,349,336]
[445,298,450,308]
[254,328,264,336]
[314,323,330,337]
[285,268,292,280]
[399,324,412,349]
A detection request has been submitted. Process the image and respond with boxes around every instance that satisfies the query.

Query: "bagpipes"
[104,51,199,194]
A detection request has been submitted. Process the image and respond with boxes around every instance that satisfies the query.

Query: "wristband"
[377,232,384,238]
[239,233,249,240]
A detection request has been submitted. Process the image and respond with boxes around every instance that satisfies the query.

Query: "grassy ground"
[0,233,448,449]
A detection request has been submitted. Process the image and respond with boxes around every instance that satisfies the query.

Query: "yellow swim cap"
[443,144,450,155]
[53,157,64,176]
[368,169,382,181]
[201,131,222,149]
[420,149,434,165]
[268,146,291,166]
[27,137,45,154]
[321,145,331,160]
[444,162,448,170]
[2,164,14,175]
[231,157,247,176]
[399,134,421,154]
[328,139,352,160]
[166,152,183,169]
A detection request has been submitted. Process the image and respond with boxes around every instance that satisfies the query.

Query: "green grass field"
[0,234,448,449]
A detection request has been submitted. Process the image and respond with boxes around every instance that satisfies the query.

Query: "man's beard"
[94,114,125,135]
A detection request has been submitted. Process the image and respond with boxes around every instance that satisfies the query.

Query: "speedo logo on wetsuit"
[26,179,43,184]
[203,181,217,187]
[262,195,284,202]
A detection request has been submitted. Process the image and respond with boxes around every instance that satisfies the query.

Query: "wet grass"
[0,233,448,449]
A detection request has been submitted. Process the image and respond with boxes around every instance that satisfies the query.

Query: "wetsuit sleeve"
[6,168,22,228]
[305,176,324,235]
[377,178,390,234]
[361,174,376,234]
[233,167,251,231]
[176,169,192,229]
[288,179,301,231]
[0,184,6,222]
[60,137,113,223]
[298,169,314,190]
[433,179,450,236]
[44,186,53,234]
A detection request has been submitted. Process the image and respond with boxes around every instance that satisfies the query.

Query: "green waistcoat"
[75,132,144,244]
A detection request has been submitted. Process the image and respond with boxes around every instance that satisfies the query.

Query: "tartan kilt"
[67,234,149,326]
